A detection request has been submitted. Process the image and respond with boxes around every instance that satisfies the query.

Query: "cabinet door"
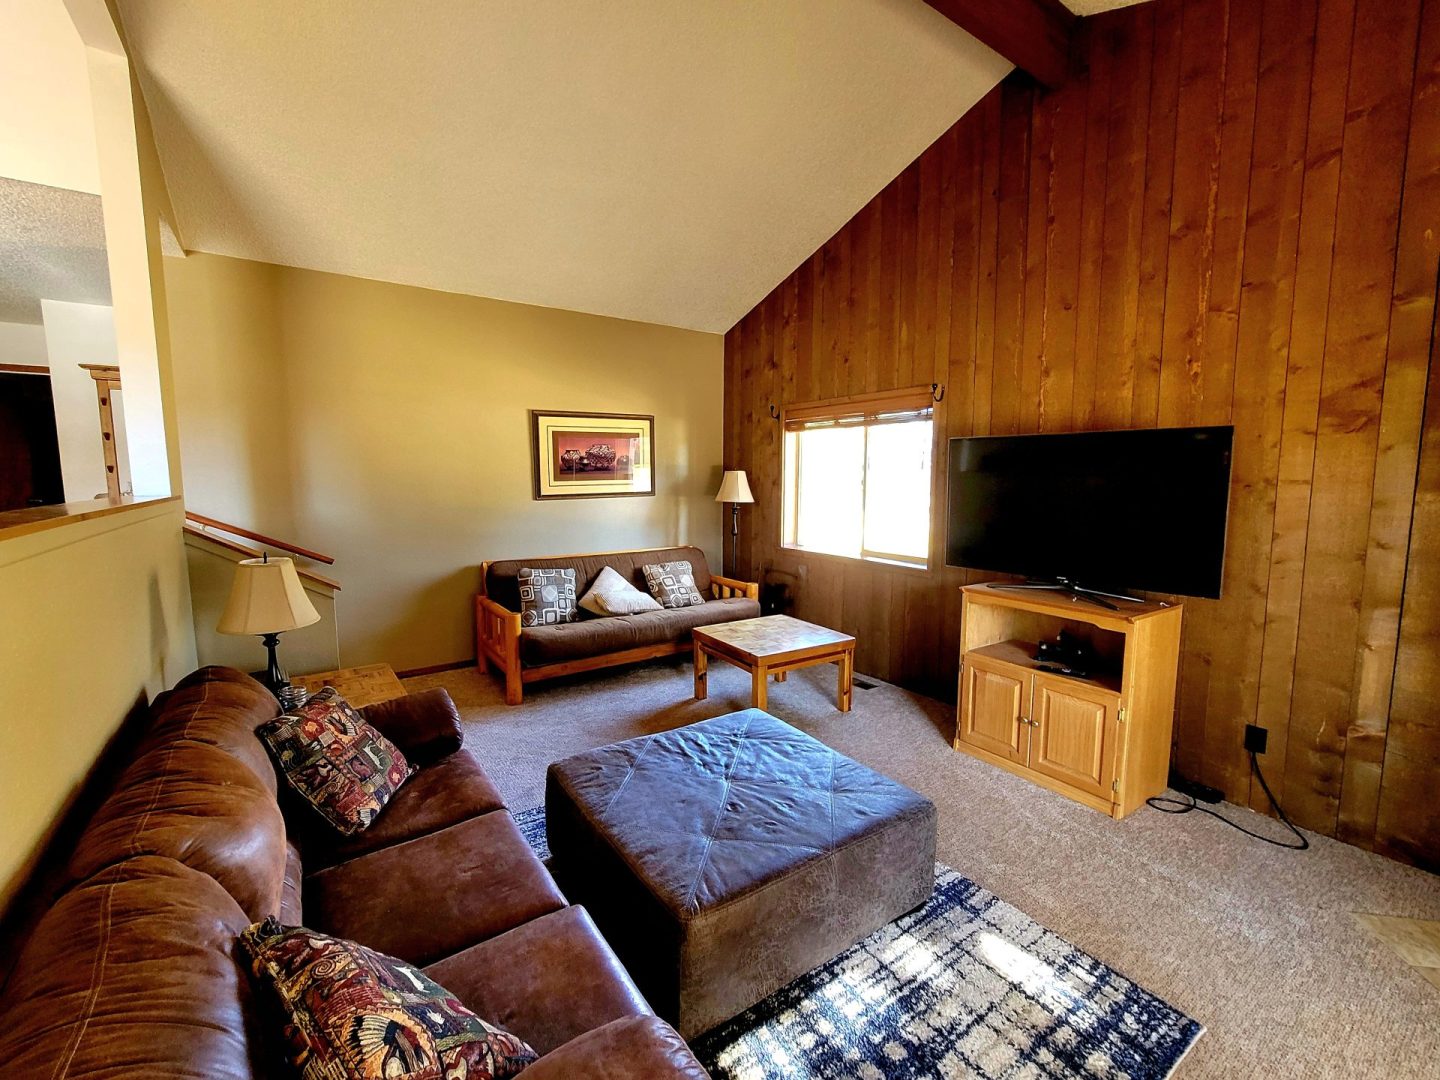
[1028,673,1120,801]
[958,654,1029,763]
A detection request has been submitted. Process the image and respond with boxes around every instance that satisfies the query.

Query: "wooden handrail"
[184,511,335,565]
[182,524,342,591]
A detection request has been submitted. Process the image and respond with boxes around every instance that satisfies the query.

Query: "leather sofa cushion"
[280,841,304,924]
[359,687,465,765]
[304,811,566,966]
[0,856,268,1080]
[175,664,269,693]
[68,740,289,921]
[486,546,713,614]
[298,750,508,870]
[520,596,760,666]
[423,906,652,1056]
[518,1017,713,1080]
[147,666,282,793]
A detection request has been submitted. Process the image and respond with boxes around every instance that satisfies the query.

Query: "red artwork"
[531,410,655,500]
[551,430,639,480]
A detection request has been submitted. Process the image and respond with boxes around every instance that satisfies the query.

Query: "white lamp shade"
[715,470,754,504]
[217,557,321,636]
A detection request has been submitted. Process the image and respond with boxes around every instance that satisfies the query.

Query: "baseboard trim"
[395,658,476,679]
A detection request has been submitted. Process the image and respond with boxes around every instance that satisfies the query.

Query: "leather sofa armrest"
[520,1017,710,1080]
[359,688,463,766]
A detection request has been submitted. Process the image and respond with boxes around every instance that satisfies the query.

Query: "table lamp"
[217,554,320,696]
[714,469,754,576]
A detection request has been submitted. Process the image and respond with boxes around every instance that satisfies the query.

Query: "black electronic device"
[1035,631,1097,676]
[945,426,1234,600]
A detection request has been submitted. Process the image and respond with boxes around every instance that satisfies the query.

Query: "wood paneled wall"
[722,0,1440,868]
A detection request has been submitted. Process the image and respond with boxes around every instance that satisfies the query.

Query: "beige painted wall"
[0,0,101,193]
[165,253,725,672]
[0,2,200,917]
[0,500,196,909]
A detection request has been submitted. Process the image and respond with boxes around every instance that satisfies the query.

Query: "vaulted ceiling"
[117,1,1015,333]
[117,1,1147,334]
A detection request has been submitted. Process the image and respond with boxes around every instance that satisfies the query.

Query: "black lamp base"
[251,631,290,698]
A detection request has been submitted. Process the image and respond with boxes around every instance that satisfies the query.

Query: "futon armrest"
[359,688,463,765]
[711,573,759,601]
[520,1017,710,1080]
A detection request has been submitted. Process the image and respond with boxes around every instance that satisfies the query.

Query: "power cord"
[1146,750,1309,850]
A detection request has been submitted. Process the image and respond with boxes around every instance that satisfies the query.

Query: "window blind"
[781,388,935,431]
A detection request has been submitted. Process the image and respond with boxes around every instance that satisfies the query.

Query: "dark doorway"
[0,371,64,511]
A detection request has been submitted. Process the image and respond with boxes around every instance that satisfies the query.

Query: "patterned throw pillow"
[257,687,413,835]
[240,918,537,1080]
[642,560,707,608]
[517,566,578,626]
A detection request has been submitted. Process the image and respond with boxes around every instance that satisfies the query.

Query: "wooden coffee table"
[692,614,856,712]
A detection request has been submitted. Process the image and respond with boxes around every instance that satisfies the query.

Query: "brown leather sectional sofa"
[0,666,710,1078]
[476,544,760,704]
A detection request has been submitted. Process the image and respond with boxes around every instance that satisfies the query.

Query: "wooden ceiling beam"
[923,0,1078,90]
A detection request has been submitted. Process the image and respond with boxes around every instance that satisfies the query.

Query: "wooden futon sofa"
[475,545,759,704]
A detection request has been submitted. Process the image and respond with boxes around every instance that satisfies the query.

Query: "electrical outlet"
[1244,724,1268,754]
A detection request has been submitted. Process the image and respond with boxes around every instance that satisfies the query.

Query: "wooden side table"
[692,615,856,712]
[291,663,406,708]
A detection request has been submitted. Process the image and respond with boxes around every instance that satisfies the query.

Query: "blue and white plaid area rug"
[513,806,1202,1079]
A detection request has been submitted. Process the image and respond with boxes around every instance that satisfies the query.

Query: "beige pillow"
[579,565,664,616]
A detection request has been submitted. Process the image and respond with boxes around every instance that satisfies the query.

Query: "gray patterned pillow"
[517,567,578,626]
[642,560,706,608]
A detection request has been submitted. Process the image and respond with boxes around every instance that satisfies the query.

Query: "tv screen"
[946,426,1234,598]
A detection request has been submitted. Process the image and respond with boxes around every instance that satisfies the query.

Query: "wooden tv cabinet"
[953,584,1183,819]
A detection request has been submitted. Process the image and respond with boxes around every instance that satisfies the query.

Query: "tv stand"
[983,577,1147,611]
[954,584,1183,818]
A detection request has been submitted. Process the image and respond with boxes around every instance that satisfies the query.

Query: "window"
[782,389,934,567]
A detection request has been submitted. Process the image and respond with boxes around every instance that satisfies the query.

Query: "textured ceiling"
[0,177,111,324]
[116,0,1011,333]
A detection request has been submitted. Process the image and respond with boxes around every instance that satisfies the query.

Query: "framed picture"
[530,410,656,500]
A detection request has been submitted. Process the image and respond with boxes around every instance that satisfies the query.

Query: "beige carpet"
[406,658,1440,1078]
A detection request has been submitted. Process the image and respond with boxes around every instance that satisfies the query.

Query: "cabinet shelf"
[965,640,1123,695]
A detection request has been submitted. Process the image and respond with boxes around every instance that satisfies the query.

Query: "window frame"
[780,387,938,572]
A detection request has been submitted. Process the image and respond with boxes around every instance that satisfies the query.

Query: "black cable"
[1146,750,1309,850]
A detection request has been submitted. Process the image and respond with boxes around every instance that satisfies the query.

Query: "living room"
[1,0,1437,1077]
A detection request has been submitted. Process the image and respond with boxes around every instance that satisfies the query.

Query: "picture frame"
[530,410,656,500]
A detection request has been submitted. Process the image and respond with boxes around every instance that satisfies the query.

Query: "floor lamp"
[715,470,754,576]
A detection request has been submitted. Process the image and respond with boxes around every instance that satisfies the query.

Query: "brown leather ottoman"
[545,709,937,1039]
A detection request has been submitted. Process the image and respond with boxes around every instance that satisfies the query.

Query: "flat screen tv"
[945,426,1234,599]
